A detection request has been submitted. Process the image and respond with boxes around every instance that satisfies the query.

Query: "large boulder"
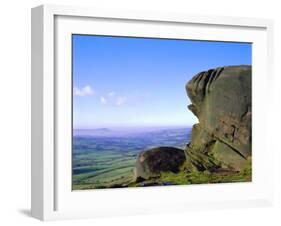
[134,147,186,182]
[185,65,252,172]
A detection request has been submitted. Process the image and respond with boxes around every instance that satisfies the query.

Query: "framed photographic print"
[31,4,274,221]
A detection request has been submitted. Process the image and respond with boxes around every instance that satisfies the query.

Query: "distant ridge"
[91,128,110,132]
[73,127,190,138]
[73,128,111,137]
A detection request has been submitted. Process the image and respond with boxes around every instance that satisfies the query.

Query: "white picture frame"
[31,4,274,221]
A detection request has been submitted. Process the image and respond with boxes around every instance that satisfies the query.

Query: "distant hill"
[73,127,190,138]
[91,128,111,132]
[73,128,111,137]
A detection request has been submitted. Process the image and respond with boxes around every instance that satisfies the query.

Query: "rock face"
[134,147,186,182]
[185,65,252,172]
[132,65,251,184]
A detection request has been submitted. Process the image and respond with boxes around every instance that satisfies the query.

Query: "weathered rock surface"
[132,65,251,185]
[185,65,252,172]
[134,147,186,182]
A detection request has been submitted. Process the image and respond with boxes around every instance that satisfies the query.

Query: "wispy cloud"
[96,91,128,107]
[100,96,107,104]
[73,85,94,96]
[115,96,127,106]
[108,91,115,97]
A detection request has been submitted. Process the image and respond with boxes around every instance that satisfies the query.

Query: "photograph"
[72,35,252,190]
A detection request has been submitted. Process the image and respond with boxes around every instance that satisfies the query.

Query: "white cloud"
[115,96,127,106]
[108,91,115,97]
[73,85,94,96]
[100,96,107,104]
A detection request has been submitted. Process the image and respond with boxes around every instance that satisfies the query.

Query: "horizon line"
[73,124,194,130]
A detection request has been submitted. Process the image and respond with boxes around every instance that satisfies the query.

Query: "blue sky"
[73,35,251,129]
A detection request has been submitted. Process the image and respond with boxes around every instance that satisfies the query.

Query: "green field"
[72,128,191,189]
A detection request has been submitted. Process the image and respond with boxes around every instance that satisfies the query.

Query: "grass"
[73,160,252,189]
[159,160,251,185]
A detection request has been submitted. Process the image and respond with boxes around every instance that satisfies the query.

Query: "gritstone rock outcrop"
[133,65,252,182]
[134,147,186,182]
[185,65,252,172]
